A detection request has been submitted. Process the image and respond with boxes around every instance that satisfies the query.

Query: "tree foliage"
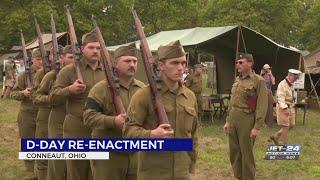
[0,0,319,53]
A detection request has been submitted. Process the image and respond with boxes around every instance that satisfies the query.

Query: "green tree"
[0,0,319,53]
[300,0,320,51]
[200,0,305,48]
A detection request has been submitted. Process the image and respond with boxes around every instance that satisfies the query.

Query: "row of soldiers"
[11,31,198,180]
[10,32,302,180]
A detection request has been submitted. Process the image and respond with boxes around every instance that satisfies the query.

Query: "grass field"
[0,96,320,179]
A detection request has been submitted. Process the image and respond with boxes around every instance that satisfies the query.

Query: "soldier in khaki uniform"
[32,47,55,180]
[83,43,145,180]
[270,69,301,145]
[33,45,63,180]
[123,40,198,180]
[51,32,105,180]
[186,63,203,122]
[11,49,43,180]
[47,45,74,180]
[1,58,16,98]
[223,53,268,180]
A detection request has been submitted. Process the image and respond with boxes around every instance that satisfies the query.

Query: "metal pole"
[234,26,241,79]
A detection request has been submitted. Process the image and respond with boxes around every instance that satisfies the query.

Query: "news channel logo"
[265,145,301,160]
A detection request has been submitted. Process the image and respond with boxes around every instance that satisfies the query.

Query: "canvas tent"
[10,32,67,51]
[2,32,67,82]
[109,25,302,93]
[0,52,21,66]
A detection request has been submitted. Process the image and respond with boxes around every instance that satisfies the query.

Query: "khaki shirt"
[226,72,268,129]
[34,70,57,107]
[4,64,14,79]
[4,64,15,86]
[33,68,45,91]
[11,66,38,111]
[83,79,145,138]
[123,82,198,178]
[50,58,105,118]
[276,78,294,109]
[185,73,202,95]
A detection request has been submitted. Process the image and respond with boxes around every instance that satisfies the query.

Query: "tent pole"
[299,55,302,70]
[186,52,189,69]
[303,56,320,109]
[213,56,217,94]
[234,26,241,79]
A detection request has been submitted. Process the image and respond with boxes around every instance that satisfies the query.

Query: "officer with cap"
[224,52,268,180]
[270,69,302,145]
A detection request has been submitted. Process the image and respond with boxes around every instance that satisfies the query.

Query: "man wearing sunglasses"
[224,53,268,180]
[270,69,301,145]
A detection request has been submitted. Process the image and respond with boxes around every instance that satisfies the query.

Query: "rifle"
[131,7,169,125]
[50,13,61,72]
[20,30,32,88]
[91,16,126,115]
[34,15,50,73]
[65,5,83,81]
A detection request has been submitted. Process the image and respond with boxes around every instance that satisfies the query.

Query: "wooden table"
[202,94,230,121]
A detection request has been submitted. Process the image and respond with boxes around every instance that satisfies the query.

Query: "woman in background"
[260,64,275,127]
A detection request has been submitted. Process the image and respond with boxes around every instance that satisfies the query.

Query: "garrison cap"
[238,52,254,62]
[157,40,186,61]
[82,30,99,45]
[62,45,73,54]
[114,43,137,60]
[32,48,41,58]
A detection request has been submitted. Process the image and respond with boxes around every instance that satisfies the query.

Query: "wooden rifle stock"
[20,30,32,88]
[50,13,61,72]
[34,15,50,74]
[91,16,126,114]
[131,7,169,125]
[65,5,83,81]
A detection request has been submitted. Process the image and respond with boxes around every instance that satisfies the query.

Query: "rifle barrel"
[34,15,49,73]
[65,5,83,81]
[131,7,169,125]
[92,16,125,114]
